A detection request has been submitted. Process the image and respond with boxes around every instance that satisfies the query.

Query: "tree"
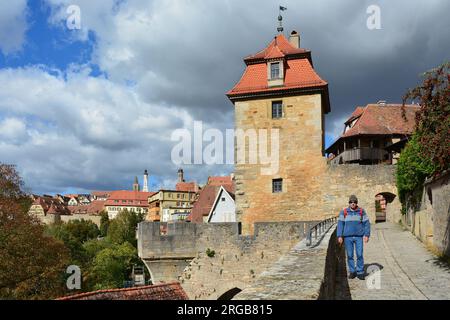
[0,164,70,299]
[107,209,143,247]
[396,133,436,204]
[403,62,450,175]
[85,242,139,290]
[99,210,110,237]
[45,219,100,266]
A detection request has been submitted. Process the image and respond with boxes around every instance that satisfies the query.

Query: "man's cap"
[349,195,358,203]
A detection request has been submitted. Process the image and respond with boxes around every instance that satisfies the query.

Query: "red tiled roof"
[91,191,112,197]
[244,34,308,62]
[207,176,232,186]
[104,191,155,207]
[326,103,420,153]
[342,104,419,138]
[32,197,71,215]
[175,182,199,192]
[227,33,328,103]
[56,282,188,300]
[190,177,235,223]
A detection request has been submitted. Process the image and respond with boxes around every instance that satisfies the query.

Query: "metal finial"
[277,6,287,33]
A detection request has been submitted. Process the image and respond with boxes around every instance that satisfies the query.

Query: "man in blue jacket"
[337,195,371,280]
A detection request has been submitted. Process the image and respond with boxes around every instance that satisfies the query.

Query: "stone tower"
[227,31,331,234]
[143,170,149,192]
[178,168,185,183]
[133,176,140,192]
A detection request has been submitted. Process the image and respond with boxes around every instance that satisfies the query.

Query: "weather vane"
[277,5,287,33]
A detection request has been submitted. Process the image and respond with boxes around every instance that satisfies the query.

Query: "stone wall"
[234,91,401,234]
[398,171,449,255]
[234,94,326,234]
[232,226,349,300]
[61,214,102,226]
[322,164,401,224]
[137,220,318,299]
[35,213,102,226]
[426,171,450,256]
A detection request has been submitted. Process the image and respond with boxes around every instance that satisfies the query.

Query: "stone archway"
[375,192,397,223]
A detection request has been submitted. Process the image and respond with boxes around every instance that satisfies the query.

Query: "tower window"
[270,62,280,79]
[272,179,283,193]
[272,101,283,118]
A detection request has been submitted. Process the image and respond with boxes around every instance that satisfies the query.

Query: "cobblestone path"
[348,222,450,300]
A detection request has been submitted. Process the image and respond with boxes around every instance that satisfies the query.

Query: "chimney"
[143,169,149,192]
[177,168,185,183]
[289,30,300,48]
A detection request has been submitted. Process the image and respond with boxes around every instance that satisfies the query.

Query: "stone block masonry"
[137,220,319,299]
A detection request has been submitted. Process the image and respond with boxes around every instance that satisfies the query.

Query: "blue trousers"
[344,236,364,275]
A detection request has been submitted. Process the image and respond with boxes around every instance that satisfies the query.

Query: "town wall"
[137,221,318,299]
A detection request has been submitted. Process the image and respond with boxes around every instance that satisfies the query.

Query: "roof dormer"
[267,60,284,87]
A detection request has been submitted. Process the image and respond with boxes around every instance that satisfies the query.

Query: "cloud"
[1,0,449,193]
[0,0,28,55]
[0,66,222,194]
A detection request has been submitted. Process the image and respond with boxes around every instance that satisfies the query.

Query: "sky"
[0,0,449,195]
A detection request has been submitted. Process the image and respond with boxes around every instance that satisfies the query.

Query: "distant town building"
[68,200,106,215]
[91,191,111,201]
[206,186,236,223]
[132,176,140,192]
[28,196,71,221]
[105,190,155,219]
[189,175,235,223]
[175,168,200,193]
[147,190,196,222]
[326,102,420,165]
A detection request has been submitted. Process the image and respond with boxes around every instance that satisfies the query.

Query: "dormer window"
[271,62,280,79]
[267,60,284,87]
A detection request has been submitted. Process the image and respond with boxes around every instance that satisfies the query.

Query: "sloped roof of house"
[91,191,112,197]
[189,179,235,223]
[326,103,420,153]
[342,104,419,138]
[175,181,199,192]
[243,34,308,62]
[227,33,329,112]
[206,186,236,223]
[104,191,155,207]
[55,282,188,300]
[207,176,233,186]
[32,197,71,215]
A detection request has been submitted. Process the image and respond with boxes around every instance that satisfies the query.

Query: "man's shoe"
[348,272,357,279]
[357,274,365,280]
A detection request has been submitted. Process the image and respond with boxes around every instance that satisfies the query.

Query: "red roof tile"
[207,176,232,186]
[190,177,235,223]
[244,34,308,62]
[104,191,156,207]
[175,182,199,192]
[56,282,188,300]
[342,104,419,138]
[227,33,328,106]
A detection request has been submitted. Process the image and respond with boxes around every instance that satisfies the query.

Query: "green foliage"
[45,220,100,266]
[396,133,436,204]
[206,248,216,258]
[86,242,139,290]
[99,210,110,237]
[0,163,70,299]
[107,209,143,247]
[403,62,450,175]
